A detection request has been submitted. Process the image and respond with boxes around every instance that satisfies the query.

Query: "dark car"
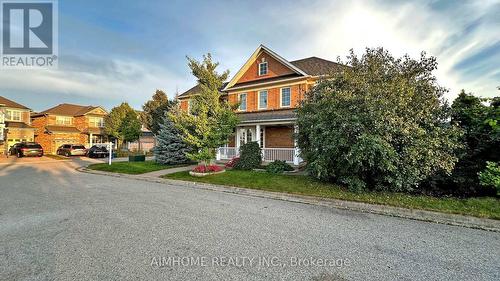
[57,144,87,156]
[87,145,109,158]
[9,142,44,158]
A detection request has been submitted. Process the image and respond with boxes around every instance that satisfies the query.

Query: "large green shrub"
[297,48,462,193]
[234,142,261,170]
[266,160,294,174]
[479,162,500,195]
[424,91,499,197]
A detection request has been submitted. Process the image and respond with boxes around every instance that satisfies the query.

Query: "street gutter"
[77,166,500,232]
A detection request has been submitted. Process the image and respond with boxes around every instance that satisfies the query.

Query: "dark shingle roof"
[5,121,34,129]
[238,109,297,123]
[34,103,101,117]
[178,82,228,99]
[81,127,105,135]
[179,55,344,96]
[45,125,81,133]
[0,96,30,110]
[233,74,301,88]
[290,57,344,76]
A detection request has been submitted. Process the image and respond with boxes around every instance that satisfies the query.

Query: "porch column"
[293,125,300,166]
[216,147,221,161]
[256,124,263,161]
[235,128,240,155]
[89,133,93,147]
[255,125,261,146]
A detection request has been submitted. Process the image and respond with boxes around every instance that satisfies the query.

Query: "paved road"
[1,160,499,281]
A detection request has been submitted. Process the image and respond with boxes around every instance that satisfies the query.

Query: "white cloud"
[0,55,189,110]
[267,0,500,100]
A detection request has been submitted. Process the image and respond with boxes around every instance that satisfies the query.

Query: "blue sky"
[1,0,499,112]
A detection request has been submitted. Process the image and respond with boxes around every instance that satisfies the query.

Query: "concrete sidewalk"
[139,164,197,177]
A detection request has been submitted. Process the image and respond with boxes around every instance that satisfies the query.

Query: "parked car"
[57,144,87,156]
[87,145,109,158]
[9,142,44,158]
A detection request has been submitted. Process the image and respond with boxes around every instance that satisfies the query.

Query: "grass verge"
[44,154,67,160]
[164,170,500,220]
[88,160,188,175]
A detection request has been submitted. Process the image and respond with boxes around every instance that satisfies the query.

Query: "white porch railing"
[217,147,300,165]
[218,147,238,160]
[262,148,295,163]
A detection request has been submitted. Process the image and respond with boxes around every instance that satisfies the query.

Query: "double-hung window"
[258,90,268,109]
[239,93,247,111]
[89,117,104,127]
[6,110,21,121]
[56,116,72,126]
[281,87,291,107]
[258,62,268,76]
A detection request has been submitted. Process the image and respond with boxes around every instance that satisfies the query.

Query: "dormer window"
[258,61,268,76]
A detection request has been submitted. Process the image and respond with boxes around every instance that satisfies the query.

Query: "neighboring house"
[177,45,343,164]
[0,96,36,155]
[126,111,156,152]
[31,103,108,154]
[127,125,156,152]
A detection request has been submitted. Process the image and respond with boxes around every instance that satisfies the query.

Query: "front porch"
[216,123,303,165]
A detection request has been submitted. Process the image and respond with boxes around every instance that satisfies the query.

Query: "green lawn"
[88,161,188,175]
[164,170,500,220]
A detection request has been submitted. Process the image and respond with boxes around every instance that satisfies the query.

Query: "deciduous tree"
[104,103,142,149]
[140,90,174,135]
[297,48,461,192]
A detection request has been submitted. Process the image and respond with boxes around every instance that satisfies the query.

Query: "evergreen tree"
[154,115,190,165]
[169,54,238,164]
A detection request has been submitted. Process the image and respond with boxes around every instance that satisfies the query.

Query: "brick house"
[31,103,108,154]
[0,96,36,155]
[177,45,343,164]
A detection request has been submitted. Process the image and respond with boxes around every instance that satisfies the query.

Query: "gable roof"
[290,57,344,76]
[223,45,308,91]
[178,82,228,99]
[33,103,107,117]
[180,45,345,96]
[0,96,30,110]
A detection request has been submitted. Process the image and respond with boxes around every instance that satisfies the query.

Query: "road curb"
[77,166,500,232]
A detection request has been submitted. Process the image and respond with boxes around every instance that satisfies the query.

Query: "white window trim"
[258,90,268,110]
[6,109,22,121]
[56,116,72,126]
[238,93,247,111]
[258,61,268,76]
[280,87,291,108]
[89,116,104,127]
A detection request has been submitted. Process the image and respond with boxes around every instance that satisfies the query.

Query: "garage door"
[7,138,29,151]
[54,139,78,154]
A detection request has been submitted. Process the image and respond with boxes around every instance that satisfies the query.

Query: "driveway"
[0,161,499,280]
[0,155,68,165]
